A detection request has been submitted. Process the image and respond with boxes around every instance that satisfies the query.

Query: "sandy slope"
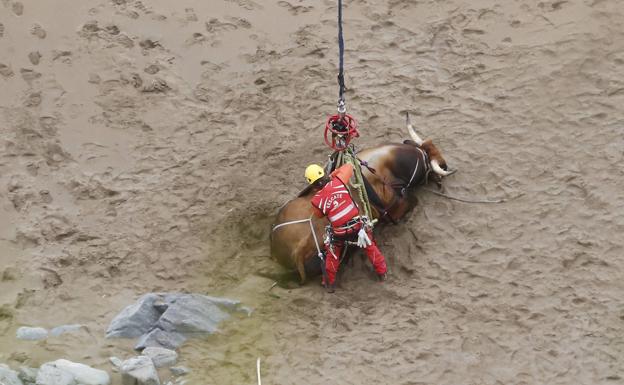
[1,0,624,384]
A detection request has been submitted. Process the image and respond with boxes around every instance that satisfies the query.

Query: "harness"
[358,146,431,222]
[400,146,431,195]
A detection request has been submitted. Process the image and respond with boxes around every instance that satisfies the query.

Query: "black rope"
[337,0,346,105]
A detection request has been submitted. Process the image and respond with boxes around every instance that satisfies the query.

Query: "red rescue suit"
[310,164,387,286]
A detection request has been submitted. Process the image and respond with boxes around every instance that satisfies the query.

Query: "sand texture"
[1,0,624,384]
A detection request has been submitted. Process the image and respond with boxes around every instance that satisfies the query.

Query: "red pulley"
[324,113,359,151]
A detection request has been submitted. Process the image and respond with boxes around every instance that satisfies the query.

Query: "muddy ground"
[1,0,624,384]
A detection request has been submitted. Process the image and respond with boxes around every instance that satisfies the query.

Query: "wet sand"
[1,0,624,384]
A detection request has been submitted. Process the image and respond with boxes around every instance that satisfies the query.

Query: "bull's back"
[270,196,316,270]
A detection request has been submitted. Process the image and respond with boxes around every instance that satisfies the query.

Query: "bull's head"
[405,112,453,177]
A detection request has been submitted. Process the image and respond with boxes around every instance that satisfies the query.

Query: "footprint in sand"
[31,24,46,39]
[277,1,313,15]
[20,68,41,82]
[227,17,251,29]
[0,23,4,38]
[28,51,42,65]
[205,18,238,33]
[0,63,13,78]
[23,92,42,107]
[105,24,120,35]
[186,32,206,45]
[185,8,198,22]
[139,39,160,50]
[12,1,23,15]
[224,0,261,11]
[144,64,159,74]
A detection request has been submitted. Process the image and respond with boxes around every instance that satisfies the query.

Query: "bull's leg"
[296,256,307,284]
[293,234,314,284]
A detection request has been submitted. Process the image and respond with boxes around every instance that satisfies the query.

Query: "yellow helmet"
[305,164,325,184]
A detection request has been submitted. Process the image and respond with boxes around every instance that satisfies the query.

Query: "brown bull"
[270,117,452,283]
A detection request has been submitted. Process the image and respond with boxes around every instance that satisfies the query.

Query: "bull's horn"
[430,159,451,176]
[405,112,424,145]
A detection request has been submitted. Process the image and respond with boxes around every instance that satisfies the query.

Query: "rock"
[53,360,109,385]
[108,357,122,369]
[16,327,48,341]
[142,347,177,368]
[120,356,160,385]
[0,364,24,385]
[158,294,231,334]
[106,294,163,338]
[109,293,245,350]
[49,324,84,337]
[169,367,189,376]
[18,367,37,385]
[37,360,109,385]
[134,328,186,351]
[35,363,74,385]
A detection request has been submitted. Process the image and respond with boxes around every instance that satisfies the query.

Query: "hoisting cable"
[325,0,374,226]
[325,0,358,151]
[337,0,346,113]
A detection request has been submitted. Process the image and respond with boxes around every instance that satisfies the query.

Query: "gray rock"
[142,347,177,368]
[18,367,37,385]
[49,324,84,337]
[158,294,231,334]
[120,356,160,385]
[0,364,24,385]
[16,327,48,341]
[169,367,189,376]
[134,328,186,351]
[108,293,245,350]
[106,294,164,338]
[163,293,240,311]
[108,357,122,369]
[36,363,75,385]
[36,360,109,385]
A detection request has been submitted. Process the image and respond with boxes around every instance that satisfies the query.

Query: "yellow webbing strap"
[334,146,374,226]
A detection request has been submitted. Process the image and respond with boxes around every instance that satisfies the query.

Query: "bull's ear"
[403,139,419,146]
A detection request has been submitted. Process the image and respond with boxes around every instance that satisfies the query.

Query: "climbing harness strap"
[337,146,373,222]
